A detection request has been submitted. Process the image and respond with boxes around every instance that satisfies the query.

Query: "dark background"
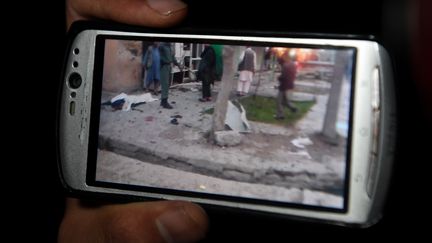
[13,0,429,241]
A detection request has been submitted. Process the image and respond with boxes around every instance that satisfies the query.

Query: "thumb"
[66,0,188,30]
[59,198,208,243]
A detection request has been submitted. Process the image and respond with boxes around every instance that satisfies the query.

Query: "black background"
[12,0,429,242]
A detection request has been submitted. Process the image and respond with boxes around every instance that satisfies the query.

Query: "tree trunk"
[211,46,240,140]
[321,51,349,145]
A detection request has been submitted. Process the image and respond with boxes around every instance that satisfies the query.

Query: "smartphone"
[58,22,396,227]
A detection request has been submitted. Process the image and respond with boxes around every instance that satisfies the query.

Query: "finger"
[105,200,208,243]
[59,198,104,243]
[59,199,208,243]
[67,0,188,30]
[63,197,80,211]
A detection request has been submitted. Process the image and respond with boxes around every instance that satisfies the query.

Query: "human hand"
[62,2,205,242]
[66,0,188,29]
[59,198,208,243]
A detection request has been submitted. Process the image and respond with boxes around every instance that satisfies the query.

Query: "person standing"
[197,44,217,102]
[237,46,256,96]
[275,51,298,119]
[142,42,161,94]
[159,42,181,109]
[263,47,272,70]
[211,44,224,83]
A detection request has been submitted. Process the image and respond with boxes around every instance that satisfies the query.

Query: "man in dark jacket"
[197,44,217,102]
[159,42,181,109]
[275,51,298,119]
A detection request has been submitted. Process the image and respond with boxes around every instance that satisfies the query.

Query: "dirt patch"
[306,133,347,163]
[240,133,298,160]
[159,126,186,140]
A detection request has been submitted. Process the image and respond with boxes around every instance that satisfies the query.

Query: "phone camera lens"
[68,72,82,89]
[73,61,79,68]
[73,48,80,55]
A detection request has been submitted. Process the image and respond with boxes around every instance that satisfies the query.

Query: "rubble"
[214,130,242,146]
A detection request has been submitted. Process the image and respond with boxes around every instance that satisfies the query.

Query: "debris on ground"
[225,101,251,133]
[214,130,242,146]
[291,136,313,149]
[170,118,179,125]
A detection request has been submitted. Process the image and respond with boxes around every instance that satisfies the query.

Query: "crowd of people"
[141,43,298,119]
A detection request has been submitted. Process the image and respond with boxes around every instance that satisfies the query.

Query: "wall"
[102,40,143,93]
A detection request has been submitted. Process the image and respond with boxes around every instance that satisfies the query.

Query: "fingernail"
[147,0,188,16]
[156,203,207,243]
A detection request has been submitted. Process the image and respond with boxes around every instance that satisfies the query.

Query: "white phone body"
[58,23,396,227]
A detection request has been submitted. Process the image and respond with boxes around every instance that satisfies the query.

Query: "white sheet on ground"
[111,92,158,111]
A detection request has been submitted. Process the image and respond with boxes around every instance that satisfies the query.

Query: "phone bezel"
[85,34,357,214]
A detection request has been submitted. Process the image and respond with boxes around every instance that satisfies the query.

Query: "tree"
[211,45,241,139]
[321,50,350,145]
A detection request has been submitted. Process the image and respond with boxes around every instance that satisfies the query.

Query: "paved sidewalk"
[97,72,348,197]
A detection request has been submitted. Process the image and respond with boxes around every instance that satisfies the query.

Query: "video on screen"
[95,38,354,210]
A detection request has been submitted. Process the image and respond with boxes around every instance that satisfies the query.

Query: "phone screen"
[88,35,356,212]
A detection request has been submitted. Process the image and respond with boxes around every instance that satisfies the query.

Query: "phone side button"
[366,67,381,198]
[69,101,76,116]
